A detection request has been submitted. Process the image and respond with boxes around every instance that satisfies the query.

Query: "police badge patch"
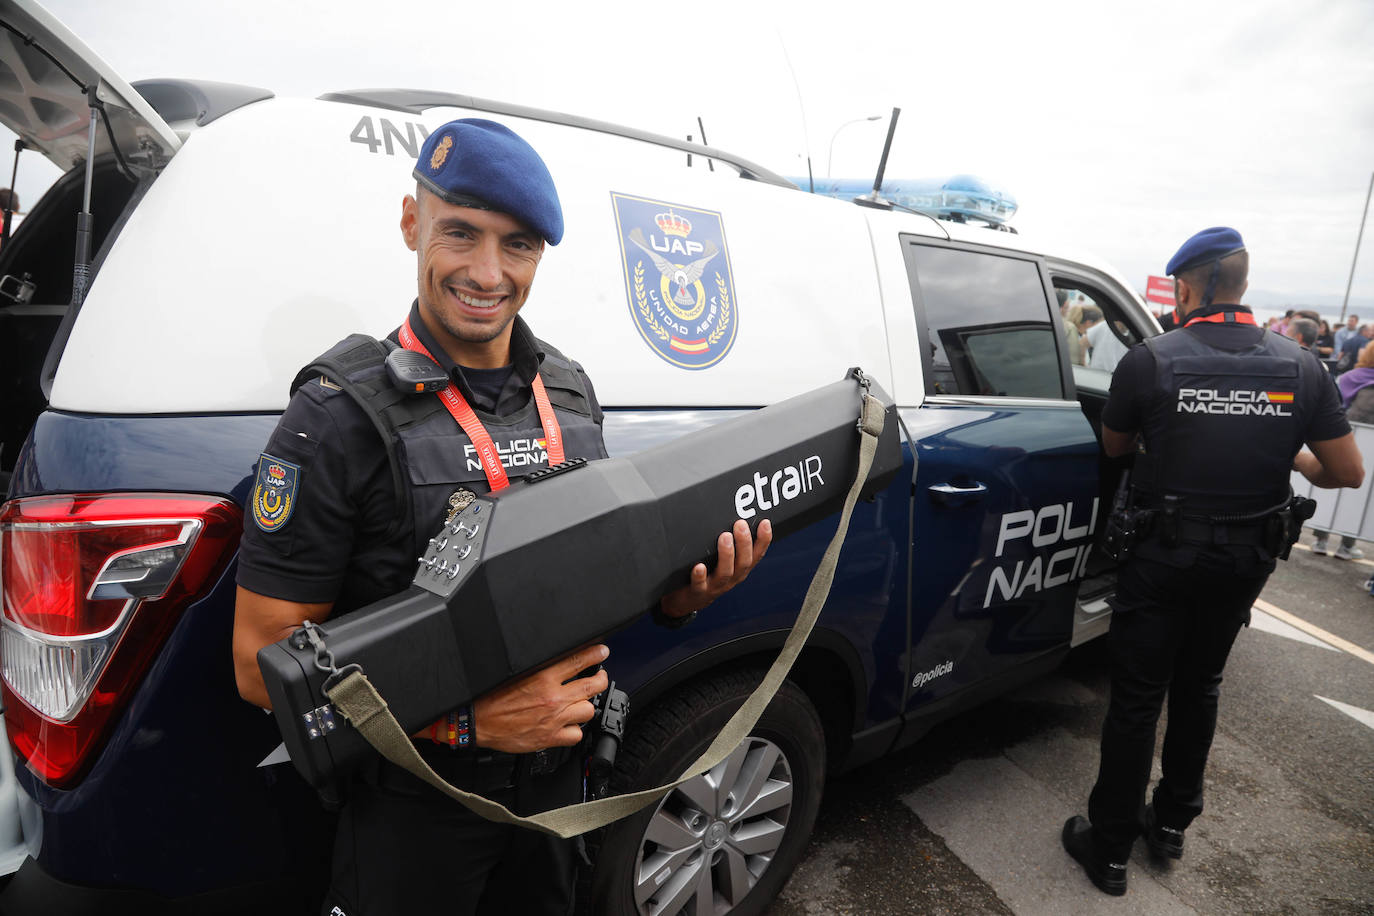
[612,193,738,370]
[252,453,301,532]
[430,134,453,171]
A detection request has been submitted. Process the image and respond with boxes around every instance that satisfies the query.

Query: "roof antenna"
[776,32,813,193]
[2,138,22,247]
[854,107,900,210]
[72,85,100,308]
[696,117,714,172]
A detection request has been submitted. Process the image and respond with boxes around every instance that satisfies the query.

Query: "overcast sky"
[8,0,1374,310]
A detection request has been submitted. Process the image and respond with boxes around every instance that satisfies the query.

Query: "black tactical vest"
[1133,325,1305,514]
[291,334,608,561]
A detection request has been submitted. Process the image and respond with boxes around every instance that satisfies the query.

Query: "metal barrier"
[1292,420,1374,542]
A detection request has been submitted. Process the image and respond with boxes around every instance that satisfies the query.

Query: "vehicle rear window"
[906,244,1062,399]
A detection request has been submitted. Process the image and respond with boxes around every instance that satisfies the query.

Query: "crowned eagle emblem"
[627,227,719,307]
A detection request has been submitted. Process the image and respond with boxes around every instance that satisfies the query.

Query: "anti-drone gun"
[258,370,902,789]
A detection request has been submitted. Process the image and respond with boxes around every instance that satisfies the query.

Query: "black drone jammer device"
[259,370,902,788]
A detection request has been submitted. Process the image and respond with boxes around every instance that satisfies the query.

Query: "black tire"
[589,668,825,916]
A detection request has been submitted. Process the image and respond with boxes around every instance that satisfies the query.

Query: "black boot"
[1143,805,1185,859]
[1061,816,1127,896]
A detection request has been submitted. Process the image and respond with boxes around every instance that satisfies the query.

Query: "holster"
[1265,496,1318,560]
[1101,507,1155,562]
[1157,495,1183,548]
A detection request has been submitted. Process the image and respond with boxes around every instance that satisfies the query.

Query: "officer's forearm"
[1100,425,1137,458]
[232,586,335,710]
[1295,440,1365,489]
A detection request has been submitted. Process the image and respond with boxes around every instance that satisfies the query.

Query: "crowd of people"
[1265,310,1371,562]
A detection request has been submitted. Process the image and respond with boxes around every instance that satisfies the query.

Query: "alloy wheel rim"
[632,736,794,915]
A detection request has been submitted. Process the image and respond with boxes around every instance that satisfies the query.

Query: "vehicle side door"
[900,239,1101,715]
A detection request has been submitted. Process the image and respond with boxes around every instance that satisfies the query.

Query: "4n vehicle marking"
[349,116,430,157]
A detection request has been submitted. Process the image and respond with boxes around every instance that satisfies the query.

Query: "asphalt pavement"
[768,540,1374,915]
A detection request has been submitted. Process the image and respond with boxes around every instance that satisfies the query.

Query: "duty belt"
[1173,517,1268,547]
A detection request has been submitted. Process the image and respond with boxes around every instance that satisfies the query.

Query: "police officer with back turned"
[1061,227,1364,896]
[231,119,770,915]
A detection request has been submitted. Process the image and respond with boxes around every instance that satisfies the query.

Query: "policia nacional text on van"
[1061,227,1364,897]
[231,119,771,916]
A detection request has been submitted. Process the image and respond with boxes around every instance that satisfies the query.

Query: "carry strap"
[324,390,888,838]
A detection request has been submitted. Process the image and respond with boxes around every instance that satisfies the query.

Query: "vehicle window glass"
[908,244,1062,398]
[1055,281,1141,375]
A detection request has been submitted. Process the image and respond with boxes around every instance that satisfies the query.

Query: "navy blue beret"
[413,118,563,245]
[1166,226,1245,276]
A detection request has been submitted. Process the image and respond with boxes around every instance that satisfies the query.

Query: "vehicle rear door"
[0,0,182,486]
[0,0,180,174]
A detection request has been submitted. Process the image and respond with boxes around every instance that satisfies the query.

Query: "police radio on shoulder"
[385,347,449,394]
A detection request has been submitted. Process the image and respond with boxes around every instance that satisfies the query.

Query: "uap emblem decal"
[252,453,300,532]
[612,193,737,369]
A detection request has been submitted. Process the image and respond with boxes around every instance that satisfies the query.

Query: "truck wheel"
[590,669,825,916]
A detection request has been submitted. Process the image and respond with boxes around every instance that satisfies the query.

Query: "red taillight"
[1,494,242,787]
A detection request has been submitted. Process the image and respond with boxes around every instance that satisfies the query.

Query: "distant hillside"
[1245,289,1374,313]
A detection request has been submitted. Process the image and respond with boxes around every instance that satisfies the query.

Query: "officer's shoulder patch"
[252,453,301,532]
[318,375,343,391]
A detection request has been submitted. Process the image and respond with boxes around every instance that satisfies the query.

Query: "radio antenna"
[777,32,813,192]
[854,107,900,210]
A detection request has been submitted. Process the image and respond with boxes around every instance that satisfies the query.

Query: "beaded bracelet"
[449,705,473,749]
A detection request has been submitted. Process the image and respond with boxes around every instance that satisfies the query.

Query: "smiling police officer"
[231,118,770,916]
[1061,227,1364,896]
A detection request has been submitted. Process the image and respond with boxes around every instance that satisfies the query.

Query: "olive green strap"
[326,392,886,838]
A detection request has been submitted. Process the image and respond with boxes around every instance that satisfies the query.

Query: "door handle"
[928,480,988,506]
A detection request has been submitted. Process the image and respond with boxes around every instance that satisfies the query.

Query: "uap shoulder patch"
[252,453,301,532]
[612,193,738,370]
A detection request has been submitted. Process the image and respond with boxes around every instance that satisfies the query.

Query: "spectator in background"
[1335,325,1373,375]
[1310,334,1371,560]
[1273,309,1295,337]
[1085,308,1129,372]
[1286,318,1319,351]
[1334,314,1361,352]
[1337,341,1374,415]
[1315,320,1335,360]
[1060,291,1086,366]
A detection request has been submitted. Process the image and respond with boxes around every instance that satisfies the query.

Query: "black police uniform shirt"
[1102,304,1349,515]
[237,305,608,615]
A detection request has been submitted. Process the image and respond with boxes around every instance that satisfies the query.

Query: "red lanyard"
[1184,310,1257,328]
[399,317,564,491]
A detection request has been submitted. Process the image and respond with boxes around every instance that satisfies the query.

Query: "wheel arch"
[628,627,867,763]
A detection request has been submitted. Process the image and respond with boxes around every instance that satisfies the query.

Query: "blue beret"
[1166,226,1245,276]
[413,118,563,245]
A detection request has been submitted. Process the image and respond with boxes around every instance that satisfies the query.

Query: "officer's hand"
[659,518,773,620]
[471,644,609,754]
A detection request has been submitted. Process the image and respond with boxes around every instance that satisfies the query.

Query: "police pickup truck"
[0,2,1154,912]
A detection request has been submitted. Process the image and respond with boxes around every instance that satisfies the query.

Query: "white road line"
[1248,609,1339,651]
[903,757,1196,915]
[1251,598,1374,666]
[1315,696,1374,733]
